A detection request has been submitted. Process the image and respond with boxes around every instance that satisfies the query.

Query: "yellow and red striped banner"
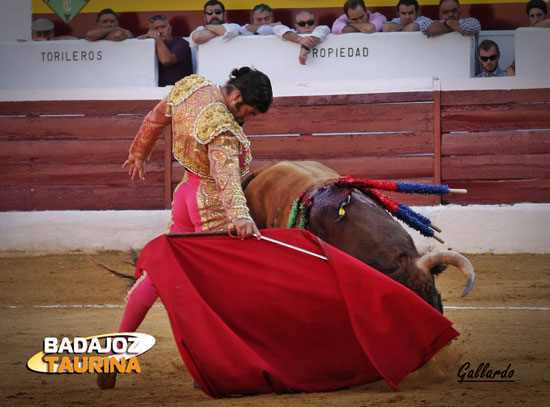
[32,0,536,14]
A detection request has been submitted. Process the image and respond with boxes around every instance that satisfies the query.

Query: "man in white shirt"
[189,1,240,48]
[273,10,330,65]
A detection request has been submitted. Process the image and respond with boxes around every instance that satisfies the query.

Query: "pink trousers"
[119,172,204,333]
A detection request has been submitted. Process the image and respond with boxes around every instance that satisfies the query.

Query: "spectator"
[476,40,506,77]
[273,10,330,65]
[85,8,133,41]
[527,0,550,27]
[507,0,549,75]
[138,15,193,87]
[420,0,480,38]
[384,0,432,32]
[239,4,281,36]
[332,0,387,34]
[189,1,240,48]
[24,18,77,41]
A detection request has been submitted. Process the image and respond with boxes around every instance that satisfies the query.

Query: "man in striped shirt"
[420,0,480,37]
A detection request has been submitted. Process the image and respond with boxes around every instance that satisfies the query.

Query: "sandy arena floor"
[1,252,549,406]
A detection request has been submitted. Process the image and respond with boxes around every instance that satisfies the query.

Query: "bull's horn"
[416,251,475,297]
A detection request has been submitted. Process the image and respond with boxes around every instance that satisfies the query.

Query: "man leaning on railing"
[273,10,330,65]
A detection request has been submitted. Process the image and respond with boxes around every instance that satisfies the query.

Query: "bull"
[243,161,475,313]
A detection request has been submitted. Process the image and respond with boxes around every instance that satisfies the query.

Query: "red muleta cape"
[136,228,458,397]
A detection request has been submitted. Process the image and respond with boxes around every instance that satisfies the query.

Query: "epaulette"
[194,102,249,147]
[168,75,213,106]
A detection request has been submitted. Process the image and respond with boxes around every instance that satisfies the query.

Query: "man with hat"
[30,18,77,41]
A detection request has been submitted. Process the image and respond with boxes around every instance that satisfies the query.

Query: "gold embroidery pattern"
[208,134,251,222]
[170,82,250,178]
[168,75,213,107]
[194,103,249,147]
[197,177,228,231]
[127,74,253,231]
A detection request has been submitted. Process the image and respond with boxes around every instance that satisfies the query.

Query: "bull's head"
[414,251,476,313]
[306,185,475,313]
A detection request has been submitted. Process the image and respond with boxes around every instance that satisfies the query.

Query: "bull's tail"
[86,254,136,283]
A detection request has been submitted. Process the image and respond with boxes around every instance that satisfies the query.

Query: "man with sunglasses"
[240,4,281,36]
[189,1,241,48]
[420,0,480,38]
[138,15,193,86]
[273,10,330,65]
[476,40,506,78]
[384,0,431,32]
[85,8,133,42]
[332,0,387,34]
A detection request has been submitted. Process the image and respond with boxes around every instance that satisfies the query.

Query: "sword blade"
[254,234,328,261]
[168,231,328,261]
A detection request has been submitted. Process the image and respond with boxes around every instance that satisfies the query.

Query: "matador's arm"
[208,133,252,222]
[129,98,172,161]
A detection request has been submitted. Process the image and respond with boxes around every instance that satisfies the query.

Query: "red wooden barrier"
[1,87,548,211]
[440,88,550,204]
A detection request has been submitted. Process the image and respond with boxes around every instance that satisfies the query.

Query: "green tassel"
[287,198,301,228]
[298,203,308,230]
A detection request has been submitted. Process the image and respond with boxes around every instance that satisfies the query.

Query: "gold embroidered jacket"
[129,75,253,221]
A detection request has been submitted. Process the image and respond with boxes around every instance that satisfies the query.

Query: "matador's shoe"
[96,371,117,389]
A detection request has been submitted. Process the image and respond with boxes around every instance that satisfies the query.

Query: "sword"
[253,234,328,261]
[168,232,328,261]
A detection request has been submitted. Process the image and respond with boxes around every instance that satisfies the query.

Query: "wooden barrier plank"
[0,100,159,116]
[441,103,550,132]
[272,92,434,107]
[442,179,550,204]
[244,103,433,135]
[0,185,164,211]
[442,130,550,156]
[442,154,550,181]
[0,139,163,164]
[249,131,433,158]
[169,178,437,207]
[171,156,434,184]
[0,116,146,141]
[163,127,173,209]
[1,162,164,186]
[433,88,442,187]
[441,88,550,106]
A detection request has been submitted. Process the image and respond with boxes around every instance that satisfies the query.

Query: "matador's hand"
[122,153,146,181]
[231,218,261,240]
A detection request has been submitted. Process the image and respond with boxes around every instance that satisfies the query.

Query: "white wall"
[0,39,159,89]
[515,27,550,77]
[0,0,31,42]
[1,205,548,254]
[197,32,475,85]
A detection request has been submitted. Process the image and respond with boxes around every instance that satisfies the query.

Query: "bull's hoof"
[97,372,117,389]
